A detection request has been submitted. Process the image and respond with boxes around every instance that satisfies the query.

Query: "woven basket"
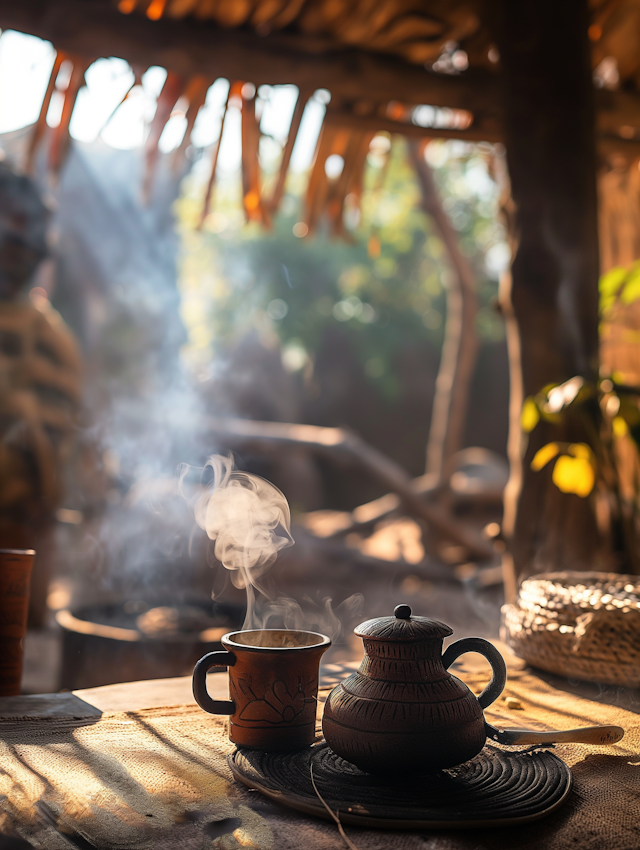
[502,571,640,688]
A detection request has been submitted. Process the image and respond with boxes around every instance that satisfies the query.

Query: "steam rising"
[190,454,294,628]
[262,594,364,642]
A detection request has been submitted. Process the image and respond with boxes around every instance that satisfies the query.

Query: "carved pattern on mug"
[236,677,312,724]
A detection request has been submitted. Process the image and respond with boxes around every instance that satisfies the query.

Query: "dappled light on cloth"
[0,656,638,848]
[0,707,273,849]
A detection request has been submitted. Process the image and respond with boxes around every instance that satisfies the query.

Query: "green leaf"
[617,396,640,426]
[538,410,563,425]
[621,264,640,305]
[600,264,635,314]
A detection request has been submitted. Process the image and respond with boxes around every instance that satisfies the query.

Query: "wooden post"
[493,0,603,595]
[408,141,479,483]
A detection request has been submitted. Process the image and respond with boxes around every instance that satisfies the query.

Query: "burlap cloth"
[0,658,638,850]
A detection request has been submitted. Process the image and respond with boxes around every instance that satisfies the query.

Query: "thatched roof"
[2,0,640,230]
[4,0,640,144]
[117,0,482,67]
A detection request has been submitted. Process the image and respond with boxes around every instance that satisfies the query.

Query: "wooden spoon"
[485,721,625,746]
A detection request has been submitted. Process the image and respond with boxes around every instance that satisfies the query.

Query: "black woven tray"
[229,742,572,829]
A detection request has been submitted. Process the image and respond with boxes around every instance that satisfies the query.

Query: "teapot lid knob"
[394,603,412,620]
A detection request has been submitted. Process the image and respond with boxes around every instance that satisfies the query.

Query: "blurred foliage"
[522,369,640,567]
[600,261,640,315]
[530,441,595,497]
[176,137,507,398]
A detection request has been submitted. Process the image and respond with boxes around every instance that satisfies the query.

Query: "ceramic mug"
[0,549,35,697]
[192,629,331,751]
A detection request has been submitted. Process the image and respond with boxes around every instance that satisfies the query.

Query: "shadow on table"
[526,666,640,715]
[0,693,102,721]
[0,837,34,849]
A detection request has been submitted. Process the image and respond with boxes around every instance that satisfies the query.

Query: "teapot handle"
[442,637,507,709]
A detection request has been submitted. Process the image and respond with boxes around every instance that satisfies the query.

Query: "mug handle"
[441,637,507,709]
[192,651,236,715]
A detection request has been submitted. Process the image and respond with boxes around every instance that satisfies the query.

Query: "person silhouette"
[0,162,81,626]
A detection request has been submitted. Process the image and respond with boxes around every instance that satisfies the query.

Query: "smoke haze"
[187,453,294,628]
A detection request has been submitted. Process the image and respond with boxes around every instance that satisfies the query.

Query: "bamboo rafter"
[23,36,493,237]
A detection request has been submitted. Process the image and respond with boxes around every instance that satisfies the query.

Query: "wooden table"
[0,660,359,718]
[0,654,637,850]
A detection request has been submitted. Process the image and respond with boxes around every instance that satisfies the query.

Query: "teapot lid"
[354,604,453,641]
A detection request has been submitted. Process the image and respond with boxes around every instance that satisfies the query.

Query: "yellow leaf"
[552,455,595,497]
[520,398,540,432]
[599,266,627,314]
[621,265,640,305]
[567,442,592,460]
[599,265,627,298]
[613,416,629,438]
[611,370,627,385]
[531,442,560,471]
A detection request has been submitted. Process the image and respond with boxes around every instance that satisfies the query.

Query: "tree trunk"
[492,0,603,596]
[408,141,479,483]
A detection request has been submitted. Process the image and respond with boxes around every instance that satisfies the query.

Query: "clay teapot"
[322,604,507,774]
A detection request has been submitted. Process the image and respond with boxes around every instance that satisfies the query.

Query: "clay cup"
[0,549,35,697]
[193,629,331,751]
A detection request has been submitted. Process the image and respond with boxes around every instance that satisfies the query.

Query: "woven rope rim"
[502,571,640,687]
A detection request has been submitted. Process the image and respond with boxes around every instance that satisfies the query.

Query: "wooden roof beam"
[324,110,502,143]
[3,1,640,155]
[0,0,499,110]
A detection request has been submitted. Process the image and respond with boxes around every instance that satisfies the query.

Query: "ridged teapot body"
[322,605,505,774]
